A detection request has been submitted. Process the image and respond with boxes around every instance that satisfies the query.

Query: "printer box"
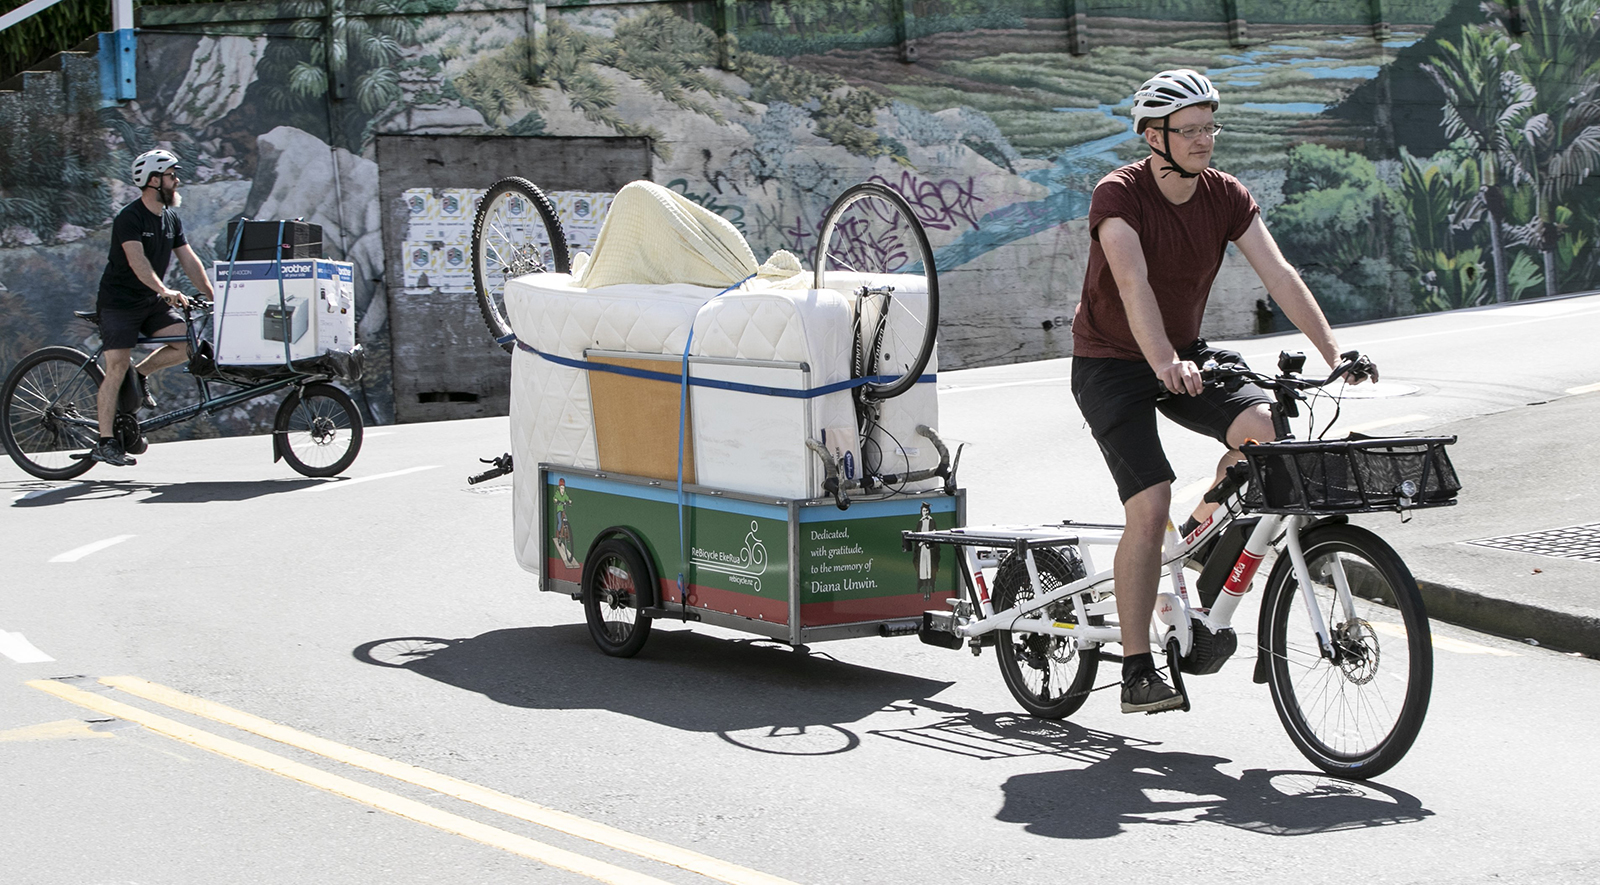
[211,259,356,365]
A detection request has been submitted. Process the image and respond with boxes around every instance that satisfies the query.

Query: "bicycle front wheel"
[274,383,363,477]
[814,182,939,400]
[471,177,570,353]
[1,346,103,480]
[1261,524,1432,779]
[993,546,1099,719]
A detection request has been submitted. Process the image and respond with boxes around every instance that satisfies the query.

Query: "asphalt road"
[4,297,1599,884]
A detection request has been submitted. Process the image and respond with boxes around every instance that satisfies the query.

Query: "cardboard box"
[211,260,356,365]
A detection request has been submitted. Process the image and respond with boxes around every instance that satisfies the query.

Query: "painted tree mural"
[3,0,1599,443]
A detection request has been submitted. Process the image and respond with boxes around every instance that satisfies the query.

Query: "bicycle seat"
[74,310,100,324]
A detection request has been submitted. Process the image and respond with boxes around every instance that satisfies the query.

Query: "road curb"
[1417,579,1600,658]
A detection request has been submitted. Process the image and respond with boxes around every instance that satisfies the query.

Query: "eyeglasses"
[1162,122,1224,139]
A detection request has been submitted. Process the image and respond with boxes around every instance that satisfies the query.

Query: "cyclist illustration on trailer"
[1070,69,1376,714]
[84,149,216,466]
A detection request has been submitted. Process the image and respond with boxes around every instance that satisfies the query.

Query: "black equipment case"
[225,219,323,261]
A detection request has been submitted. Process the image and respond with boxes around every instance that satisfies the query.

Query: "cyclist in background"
[87,149,216,466]
[1070,69,1372,713]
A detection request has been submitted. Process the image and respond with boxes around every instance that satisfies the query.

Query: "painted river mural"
[1,0,1596,440]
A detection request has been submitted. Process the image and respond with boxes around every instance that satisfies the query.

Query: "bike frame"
[59,304,330,440]
[916,484,1345,665]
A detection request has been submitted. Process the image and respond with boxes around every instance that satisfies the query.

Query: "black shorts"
[98,299,185,350]
[1071,341,1270,503]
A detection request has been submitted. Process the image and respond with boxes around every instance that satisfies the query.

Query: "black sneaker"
[1121,670,1184,714]
[135,372,156,411]
[88,438,136,467]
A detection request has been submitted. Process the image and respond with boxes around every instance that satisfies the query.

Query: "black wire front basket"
[1241,434,1461,515]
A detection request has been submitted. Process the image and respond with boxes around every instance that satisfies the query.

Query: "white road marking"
[1341,414,1431,434]
[49,534,136,563]
[1567,382,1600,395]
[12,484,86,503]
[0,631,54,663]
[299,465,438,492]
[941,375,1066,394]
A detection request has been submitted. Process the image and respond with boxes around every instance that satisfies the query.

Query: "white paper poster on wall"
[400,187,611,290]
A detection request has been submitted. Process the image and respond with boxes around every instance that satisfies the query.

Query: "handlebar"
[468,453,514,484]
[1158,349,1378,399]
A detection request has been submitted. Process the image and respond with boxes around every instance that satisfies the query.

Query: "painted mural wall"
[2,0,1596,441]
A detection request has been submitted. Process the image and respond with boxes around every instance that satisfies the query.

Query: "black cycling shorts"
[98,299,185,351]
[1071,341,1270,503]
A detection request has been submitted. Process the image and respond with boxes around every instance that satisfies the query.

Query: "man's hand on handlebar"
[161,288,191,309]
[1157,359,1204,396]
[1338,350,1379,385]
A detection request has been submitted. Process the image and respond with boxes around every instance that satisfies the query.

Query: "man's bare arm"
[1099,216,1202,395]
[174,244,215,300]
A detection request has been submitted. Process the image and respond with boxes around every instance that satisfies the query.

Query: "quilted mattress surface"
[507,273,939,575]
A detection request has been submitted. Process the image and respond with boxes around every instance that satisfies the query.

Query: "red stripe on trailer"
[659,580,790,624]
[801,591,957,625]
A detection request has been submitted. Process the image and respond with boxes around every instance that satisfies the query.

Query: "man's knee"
[1227,403,1274,448]
[103,349,132,374]
[1123,482,1172,536]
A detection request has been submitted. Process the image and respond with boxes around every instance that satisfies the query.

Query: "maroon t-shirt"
[1073,158,1259,361]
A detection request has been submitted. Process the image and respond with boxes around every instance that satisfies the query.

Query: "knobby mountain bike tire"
[814,182,939,401]
[471,177,570,353]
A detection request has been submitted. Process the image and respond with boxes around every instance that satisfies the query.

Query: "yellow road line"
[27,679,675,885]
[100,676,800,885]
[1366,622,1519,656]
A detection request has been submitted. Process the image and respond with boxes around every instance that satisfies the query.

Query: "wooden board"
[588,353,694,483]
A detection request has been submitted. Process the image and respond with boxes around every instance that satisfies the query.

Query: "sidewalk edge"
[1418,579,1600,658]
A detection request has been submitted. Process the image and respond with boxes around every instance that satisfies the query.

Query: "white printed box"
[210,259,357,365]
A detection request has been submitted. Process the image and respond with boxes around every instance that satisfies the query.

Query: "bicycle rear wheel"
[471,177,570,353]
[274,383,363,477]
[1261,524,1432,779]
[814,183,939,401]
[993,546,1100,719]
[1,346,102,480]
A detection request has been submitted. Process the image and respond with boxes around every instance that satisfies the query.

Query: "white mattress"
[505,272,939,575]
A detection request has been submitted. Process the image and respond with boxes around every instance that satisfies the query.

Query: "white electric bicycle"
[909,352,1461,779]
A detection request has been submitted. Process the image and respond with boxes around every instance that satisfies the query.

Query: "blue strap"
[513,339,934,396]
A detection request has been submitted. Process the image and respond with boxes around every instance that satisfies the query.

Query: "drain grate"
[1465,523,1600,561]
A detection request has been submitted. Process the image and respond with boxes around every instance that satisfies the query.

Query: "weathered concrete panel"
[374,135,651,424]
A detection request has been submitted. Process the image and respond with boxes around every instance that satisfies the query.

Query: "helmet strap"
[1153,127,1201,180]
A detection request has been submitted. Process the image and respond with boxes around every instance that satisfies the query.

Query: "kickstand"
[1165,637,1193,712]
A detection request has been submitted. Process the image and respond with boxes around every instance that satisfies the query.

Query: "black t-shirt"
[97,199,187,309]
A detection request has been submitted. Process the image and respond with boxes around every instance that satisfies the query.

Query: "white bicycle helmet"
[1131,69,1220,133]
[131,149,180,188]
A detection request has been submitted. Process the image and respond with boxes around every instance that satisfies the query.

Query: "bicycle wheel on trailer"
[471,177,570,353]
[1261,524,1433,780]
[814,183,939,401]
[993,546,1100,719]
[274,383,363,477]
[0,346,103,480]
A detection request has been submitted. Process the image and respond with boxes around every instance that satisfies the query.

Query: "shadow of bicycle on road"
[998,743,1432,837]
[5,477,321,506]
[353,627,956,755]
[870,706,1432,836]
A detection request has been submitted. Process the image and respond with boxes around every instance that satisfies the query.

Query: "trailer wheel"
[581,537,654,657]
